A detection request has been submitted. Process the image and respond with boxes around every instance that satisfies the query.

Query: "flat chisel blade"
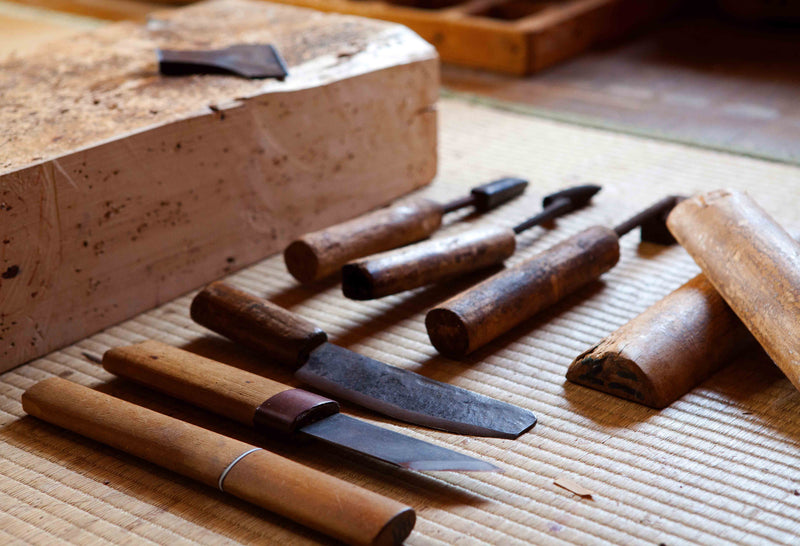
[302,413,499,472]
[296,343,537,439]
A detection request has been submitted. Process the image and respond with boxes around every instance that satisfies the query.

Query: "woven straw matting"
[3,98,800,545]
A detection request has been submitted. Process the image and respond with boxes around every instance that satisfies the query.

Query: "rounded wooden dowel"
[342,226,516,300]
[22,378,416,546]
[566,274,758,408]
[427,226,620,357]
[667,189,800,393]
[102,341,339,433]
[191,281,327,367]
[284,198,444,283]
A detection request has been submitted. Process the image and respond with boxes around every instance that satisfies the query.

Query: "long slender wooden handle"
[667,189,800,392]
[342,226,516,300]
[21,378,415,546]
[426,226,620,357]
[284,198,444,283]
[566,274,758,408]
[190,281,327,367]
[103,341,339,433]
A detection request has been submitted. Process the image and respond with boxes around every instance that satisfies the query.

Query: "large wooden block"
[0,0,438,371]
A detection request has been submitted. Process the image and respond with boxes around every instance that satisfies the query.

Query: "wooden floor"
[443,10,800,165]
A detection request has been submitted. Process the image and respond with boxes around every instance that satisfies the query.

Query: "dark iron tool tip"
[442,177,529,214]
[542,184,602,211]
[614,195,685,244]
[158,44,288,80]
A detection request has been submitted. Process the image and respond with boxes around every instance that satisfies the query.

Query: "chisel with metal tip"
[284,177,528,283]
[342,184,600,300]
[191,282,536,439]
[22,377,415,546]
[426,195,684,358]
[102,341,500,472]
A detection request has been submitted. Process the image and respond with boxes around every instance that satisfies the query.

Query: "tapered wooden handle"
[284,198,444,283]
[426,226,620,357]
[566,274,757,408]
[667,189,800,392]
[103,341,339,433]
[191,281,327,367]
[22,378,415,546]
[342,226,516,300]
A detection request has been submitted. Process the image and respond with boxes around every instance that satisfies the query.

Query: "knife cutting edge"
[190,281,537,439]
[102,341,500,472]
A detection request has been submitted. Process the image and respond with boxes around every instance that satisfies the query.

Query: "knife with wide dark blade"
[103,341,499,472]
[190,282,536,439]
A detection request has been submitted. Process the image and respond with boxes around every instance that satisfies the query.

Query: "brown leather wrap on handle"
[667,189,800,393]
[566,274,758,408]
[102,341,339,432]
[284,198,444,283]
[342,226,516,300]
[191,281,327,367]
[21,378,415,546]
[426,226,620,357]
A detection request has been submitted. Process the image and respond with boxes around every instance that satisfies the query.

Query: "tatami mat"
[2,97,800,545]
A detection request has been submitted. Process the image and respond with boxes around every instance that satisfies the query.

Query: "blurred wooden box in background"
[0,0,438,371]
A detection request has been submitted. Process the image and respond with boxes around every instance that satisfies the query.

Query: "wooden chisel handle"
[103,341,339,433]
[21,378,415,546]
[284,198,444,283]
[566,274,758,408]
[426,226,620,357]
[191,281,326,368]
[342,226,516,300]
[667,189,800,393]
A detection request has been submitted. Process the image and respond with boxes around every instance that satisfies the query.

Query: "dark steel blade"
[301,413,500,472]
[295,343,537,439]
[158,44,288,79]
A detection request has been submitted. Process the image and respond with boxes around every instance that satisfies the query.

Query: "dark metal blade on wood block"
[158,44,288,79]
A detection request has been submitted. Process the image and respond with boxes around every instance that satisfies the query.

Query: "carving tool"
[667,189,800,393]
[566,273,757,408]
[22,377,415,546]
[284,177,528,283]
[426,195,682,358]
[342,184,600,300]
[102,340,499,472]
[158,44,288,79]
[191,281,537,438]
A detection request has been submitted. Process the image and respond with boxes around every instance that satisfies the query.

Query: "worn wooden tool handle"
[191,281,327,367]
[426,226,620,357]
[342,226,516,300]
[103,341,339,434]
[21,378,415,546]
[284,198,444,283]
[566,274,757,408]
[667,189,800,392]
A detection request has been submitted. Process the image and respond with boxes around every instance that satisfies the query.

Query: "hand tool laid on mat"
[342,184,600,300]
[22,378,415,546]
[566,273,759,408]
[667,189,800,393]
[102,341,499,472]
[191,282,536,438]
[426,195,683,358]
[284,178,528,283]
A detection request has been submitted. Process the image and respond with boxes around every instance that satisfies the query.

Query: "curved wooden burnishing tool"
[22,377,415,546]
[667,189,800,393]
[566,273,758,408]
[341,185,600,300]
[426,195,682,358]
[284,178,528,283]
[102,340,499,472]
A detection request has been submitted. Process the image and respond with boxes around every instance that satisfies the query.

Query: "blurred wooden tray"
[264,0,677,74]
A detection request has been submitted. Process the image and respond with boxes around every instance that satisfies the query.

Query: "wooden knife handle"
[566,273,757,408]
[342,226,516,300]
[426,226,620,357]
[103,341,339,433]
[191,281,327,367]
[667,189,800,392]
[284,198,444,283]
[22,378,415,546]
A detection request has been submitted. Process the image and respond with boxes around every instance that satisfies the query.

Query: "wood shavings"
[554,477,595,498]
